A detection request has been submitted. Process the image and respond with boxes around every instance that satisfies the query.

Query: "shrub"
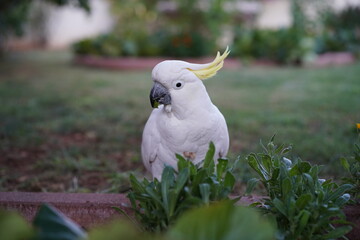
[161,31,213,57]
[232,28,314,65]
[124,142,236,232]
[0,202,276,240]
[246,136,353,239]
[72,31,213,58]
[340,142,360,201]
[72,34,123,57]
[315,6,360,56]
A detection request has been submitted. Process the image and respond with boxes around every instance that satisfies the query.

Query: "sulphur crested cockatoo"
[142,48,230,179]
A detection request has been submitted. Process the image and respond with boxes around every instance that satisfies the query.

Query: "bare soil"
[0,132,145,192]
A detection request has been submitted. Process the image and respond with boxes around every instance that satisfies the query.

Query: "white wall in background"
[256,0,291,29]
[255,0,360,29]
[46,0,113,48]
[36,0,360,48]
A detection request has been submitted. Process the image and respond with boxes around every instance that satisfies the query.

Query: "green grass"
[0,50,359,192]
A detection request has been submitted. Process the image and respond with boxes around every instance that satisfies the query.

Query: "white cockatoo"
[141,48,230,179]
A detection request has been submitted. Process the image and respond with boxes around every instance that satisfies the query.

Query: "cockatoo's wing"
[213,109,229,159]
[141,109,160,174]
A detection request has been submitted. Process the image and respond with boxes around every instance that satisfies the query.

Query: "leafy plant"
[316,6,360,56]
[0,210,34,240]
[124,142,236,232]
[33,204,86,240]
[340,142,360,201]
[232,28,314,65]
[246,136,353,240]
[167,201,275,240]
[0,201,275,240]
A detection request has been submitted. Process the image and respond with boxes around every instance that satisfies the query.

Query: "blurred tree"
[0,0,91,55]
[108,0,160,56]
[106,0,235,57]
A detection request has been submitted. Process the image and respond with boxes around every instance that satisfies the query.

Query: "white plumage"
[141,49,230,179]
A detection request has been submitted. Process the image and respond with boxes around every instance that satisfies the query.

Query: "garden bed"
[74,52,356,71]
[0,192,359,239]
[73,55,242,70]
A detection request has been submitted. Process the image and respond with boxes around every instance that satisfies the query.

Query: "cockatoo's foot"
[183,151,196,160]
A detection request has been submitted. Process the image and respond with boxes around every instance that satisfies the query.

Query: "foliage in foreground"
[125,142,236,232]
[247,136,353,240]
[340,142,360,201]
[0,139,357,240]
[0,202,275,240]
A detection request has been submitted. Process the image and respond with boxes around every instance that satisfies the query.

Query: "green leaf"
[340,157,350,171]
[297,210,311,234]
[272,198,287,217]
[199,183,210,204]
[192,169,208,190]
[129,174,146,193]
[0,210,34,240]
[303,173,314,186]
[224,171,235,189]
[161,167,175,216]
[33,204,86,240]
[176,154,188,171]
[245,178,260,195]
[322,226,352,239]
[216,158,228,179]
[295,194,312,209]
[281,146,292,154]
[168,189,179,219]
[261,155,272,173]
[325,184,353,202]
[145,186,163,208]
[247,154,264,179]
[168,202,275,240]
[175,168,190,194]
[270,168,280,182]
[203,142,215,173]
[270,134,276,143]
[335,193,351,206]
[88,220,144,240]
[281,178,292,196]
[299,161,311,173]
[111,207,143,232]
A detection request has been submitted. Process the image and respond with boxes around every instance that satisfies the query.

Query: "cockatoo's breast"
[154,104,226,163]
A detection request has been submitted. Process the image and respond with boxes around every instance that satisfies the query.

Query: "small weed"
[340,141,360,201]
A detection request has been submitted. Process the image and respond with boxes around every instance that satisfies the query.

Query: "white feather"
[141,60,229,180]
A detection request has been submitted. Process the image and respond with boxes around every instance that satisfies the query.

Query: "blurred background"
[0,0,359,193]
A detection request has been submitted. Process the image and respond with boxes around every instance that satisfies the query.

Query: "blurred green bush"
[232,28,314,65]
[72,2,360,64]
[315,6,360,56]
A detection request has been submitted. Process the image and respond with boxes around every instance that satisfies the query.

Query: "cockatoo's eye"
[172,80,184,90]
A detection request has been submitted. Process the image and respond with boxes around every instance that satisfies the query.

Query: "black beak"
[150,82,171,108]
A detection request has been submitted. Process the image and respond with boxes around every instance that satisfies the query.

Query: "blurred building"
[7,0,360,49]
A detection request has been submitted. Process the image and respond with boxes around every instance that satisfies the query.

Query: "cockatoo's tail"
[149,47,230,108]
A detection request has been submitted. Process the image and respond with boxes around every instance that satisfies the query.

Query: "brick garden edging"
[0,192,131,229]
[73,56,242,70]
[0,192,359,238]
[73,52,355,71]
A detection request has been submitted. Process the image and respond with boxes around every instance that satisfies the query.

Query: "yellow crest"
[188,47,230,80]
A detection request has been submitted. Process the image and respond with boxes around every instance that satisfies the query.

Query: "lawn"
[0,50,359,192]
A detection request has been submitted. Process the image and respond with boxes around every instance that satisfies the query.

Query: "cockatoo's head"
[149,47,230,110]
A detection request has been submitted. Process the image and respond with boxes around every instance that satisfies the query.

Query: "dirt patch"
[1,132,145,193]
